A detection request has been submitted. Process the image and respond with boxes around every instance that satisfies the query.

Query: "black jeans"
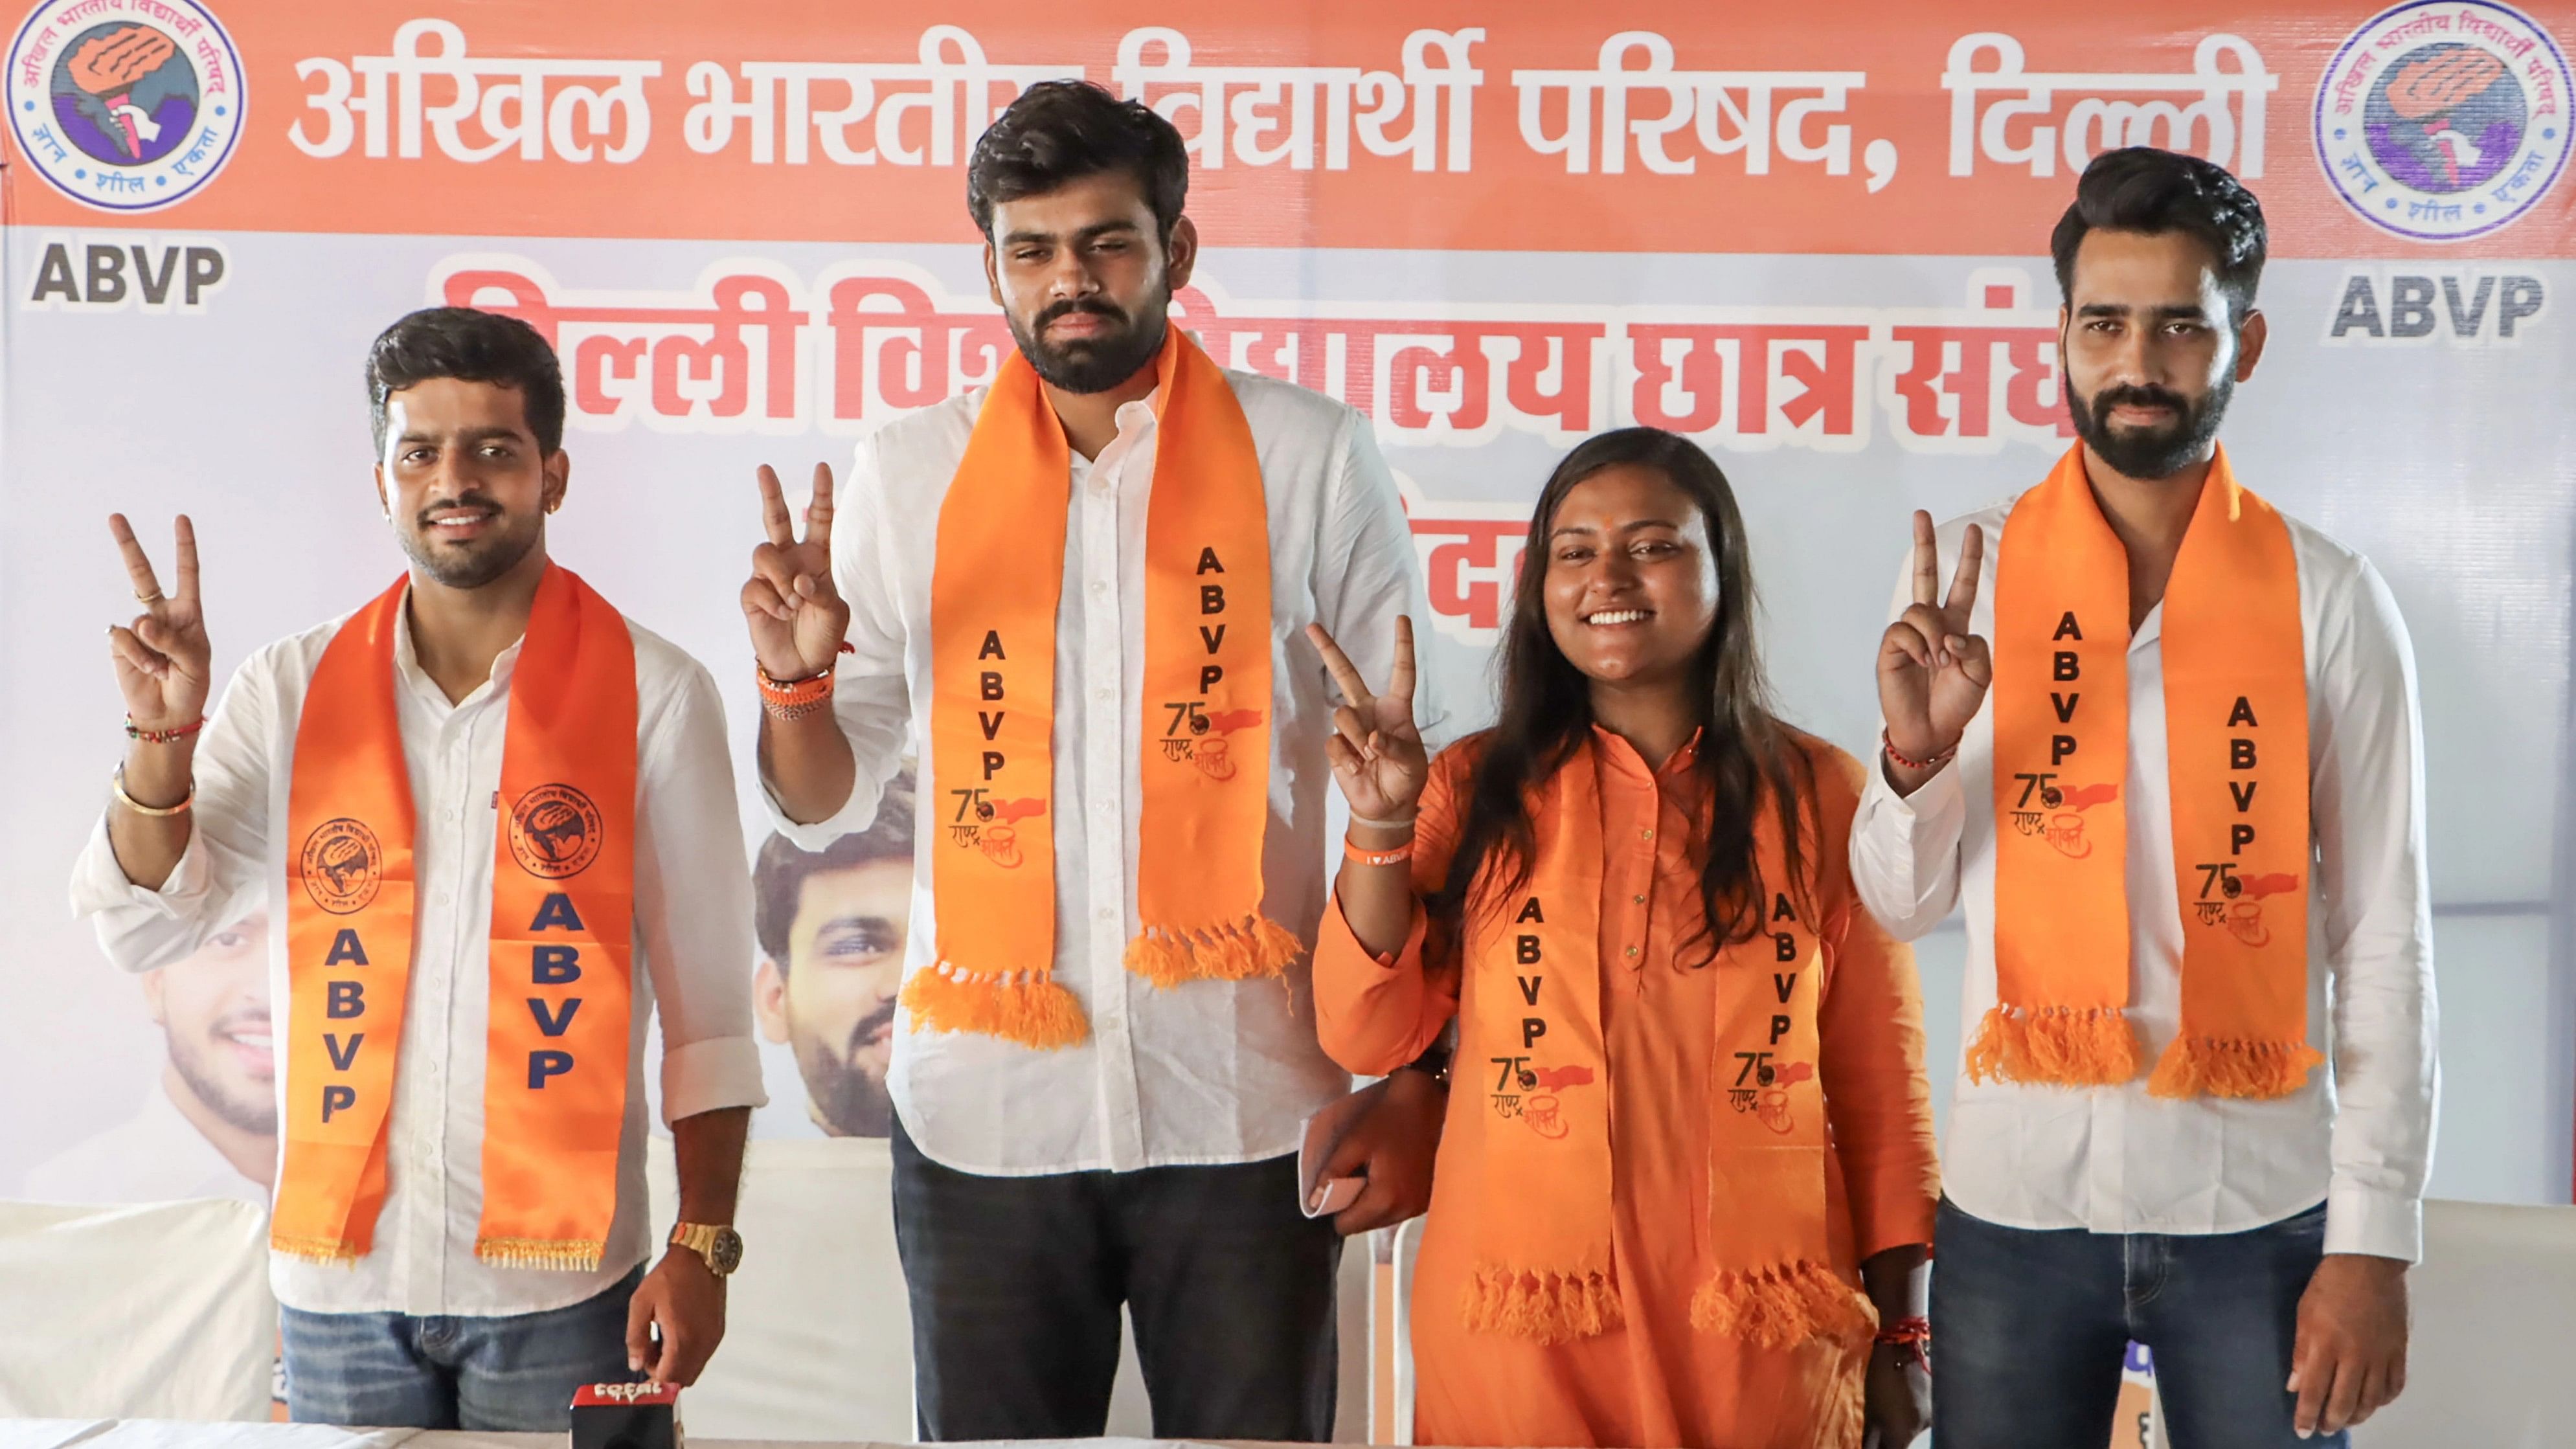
[889,1118,1343,1441]
[1932,1196,2343,1449]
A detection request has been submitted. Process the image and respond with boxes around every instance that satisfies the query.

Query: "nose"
[1043,245,1101,302]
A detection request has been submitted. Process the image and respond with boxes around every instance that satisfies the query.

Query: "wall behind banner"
[3,0,2571,1233]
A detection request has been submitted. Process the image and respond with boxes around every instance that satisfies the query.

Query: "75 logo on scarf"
[947,789,1046,868]
[2190,862,2299,946]
[2009,772,2117,859]
[1158,702,1263,780]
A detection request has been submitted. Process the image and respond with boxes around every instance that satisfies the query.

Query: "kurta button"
[1625,945,1640,958]
[1640,827,1654,840]
[1632,894,1646,905]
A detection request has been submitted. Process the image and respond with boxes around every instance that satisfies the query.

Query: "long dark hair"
[1430,427,1814,964]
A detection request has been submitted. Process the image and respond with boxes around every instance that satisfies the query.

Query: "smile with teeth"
[428,506,498,532]
[1583,608,1653,625]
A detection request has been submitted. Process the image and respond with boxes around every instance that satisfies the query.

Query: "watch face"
[708,1225,744,1275]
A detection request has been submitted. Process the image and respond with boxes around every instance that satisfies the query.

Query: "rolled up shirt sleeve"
[2310,556,2437,1263]
[70,646,276,971]
[758,431,912,850]
[638,656,768,1125]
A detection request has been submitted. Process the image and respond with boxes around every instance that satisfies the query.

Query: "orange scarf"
[904,328,1296,1049]
[1982,444,2319,1098]
[273,565,637,1270]
[1458,742,1873,1353]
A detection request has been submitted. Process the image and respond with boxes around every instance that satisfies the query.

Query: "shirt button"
[1095,686,1114,702]
[1640,827,1655,840]
[1625,945,1640,958]
[1098,906,1116,923]
[1091,580,1109,596]
[1632,893,1646,905]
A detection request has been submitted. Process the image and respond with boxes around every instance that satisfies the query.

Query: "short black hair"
[2050,147,2267,320]
[366,306,567,457]
[752,780,916,967]
[967,80,1188,242]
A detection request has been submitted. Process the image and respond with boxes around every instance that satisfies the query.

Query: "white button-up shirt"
[71,590,767,1315]
[769,366,1441,1176]
[1849,491,2438,1262]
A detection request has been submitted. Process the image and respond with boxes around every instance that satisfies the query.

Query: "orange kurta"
[1315,729,1940,1449]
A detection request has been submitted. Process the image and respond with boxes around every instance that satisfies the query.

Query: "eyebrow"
[2075,301,2211,321]
[1000,219,1143,248]
[1548,518,1686,541]
[396,425,527,445]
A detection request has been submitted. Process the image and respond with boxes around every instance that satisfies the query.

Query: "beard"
[1008,294,1169,394]
[169,1012,278,1136]
[396,492,545,589]
[2066,375,2233,481]
[797,997,898,1138]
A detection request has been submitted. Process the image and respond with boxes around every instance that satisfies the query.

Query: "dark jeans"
[1932,1197,2343,1449]
[279,1264,643,1430]
[890,1117,1343,1441]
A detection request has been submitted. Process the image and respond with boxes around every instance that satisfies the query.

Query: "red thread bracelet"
[1881,730,1956,773]
[1875,1315,1931,1372]
[125,715,207,745]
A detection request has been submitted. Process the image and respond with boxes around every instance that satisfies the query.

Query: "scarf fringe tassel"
[2147,1033,2323,1100]
[269,1233,364,1267]
[1965,1004,2141,1086]
[901,964,1090,1048]
[1688,1259,1878,1350]
[1124,914,1305,989]
[475,1237,607,1273]
[1460,1264,1625,1344]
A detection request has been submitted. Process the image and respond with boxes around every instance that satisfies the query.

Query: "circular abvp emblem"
[2316,1,2572,242]
[300,818,383,915]
[5,0,245,212]
[510,784,605,880]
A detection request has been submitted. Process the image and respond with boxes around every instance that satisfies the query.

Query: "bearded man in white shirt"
[1851,146,2435,1449]
[75,307,767,1430]
[742,80,1448,1443]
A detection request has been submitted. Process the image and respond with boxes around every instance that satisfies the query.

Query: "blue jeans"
[1932,1198,2343,1449]
[279,1264,644,1430]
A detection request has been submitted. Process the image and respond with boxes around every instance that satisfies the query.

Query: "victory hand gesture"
[743,463,852,682]
[1879,510,1990,767]
[106,513,211,731]
[1305,615,1429,824]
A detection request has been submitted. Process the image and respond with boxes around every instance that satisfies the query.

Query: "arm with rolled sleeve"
[2310,557,2437,1263]
[638,658,767,1124]
[758,433,913,851]
[69,649,275,969]
[1849,547,1971,941]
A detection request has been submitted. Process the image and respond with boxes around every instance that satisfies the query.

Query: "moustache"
[842,995,899,1057]
[2089,385,2193,418]
[1035,297,1128,333]
[415,493,506,528]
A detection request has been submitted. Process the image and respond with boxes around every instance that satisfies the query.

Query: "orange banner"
[5,0,2570,256]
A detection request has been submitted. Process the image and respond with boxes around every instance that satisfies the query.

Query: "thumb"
[625,1280,656,1375]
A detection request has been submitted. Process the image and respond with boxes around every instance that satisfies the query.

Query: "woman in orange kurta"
[1305,428,1941,1449]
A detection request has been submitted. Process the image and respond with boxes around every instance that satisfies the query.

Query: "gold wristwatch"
[669,1222,744,1277]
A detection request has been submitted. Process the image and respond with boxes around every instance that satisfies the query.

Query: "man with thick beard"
[740,80,1449,1443]
[72,308,765,1428]
[1850,148,2435,1448]
[752,778,915,1138]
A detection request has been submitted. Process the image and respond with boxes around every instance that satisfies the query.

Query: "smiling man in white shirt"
[1851,148,2436,1448]
[741,80,1447,1443]
[74,308,766,1430]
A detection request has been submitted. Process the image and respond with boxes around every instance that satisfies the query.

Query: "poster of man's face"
[752,777,914,1138]
[149,910,277,1150]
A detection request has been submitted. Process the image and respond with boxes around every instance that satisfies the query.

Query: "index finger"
[1909,510,1938,607]
[1944,521,1983,616]
[173,514,200,607]
[107,513,166,602]
[755,465,794,549]
[803,462,836,549]
[1304,622,1375,711]
[1384,614,1416,710]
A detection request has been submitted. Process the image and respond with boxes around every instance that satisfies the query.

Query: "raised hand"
[1305,615,1428,824]
[743,463,852,684]
[106,513,212,732]
[1878,511,1989,769]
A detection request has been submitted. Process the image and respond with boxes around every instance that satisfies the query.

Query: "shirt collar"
[390,580,525,711]
[1590,723,1704,781]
